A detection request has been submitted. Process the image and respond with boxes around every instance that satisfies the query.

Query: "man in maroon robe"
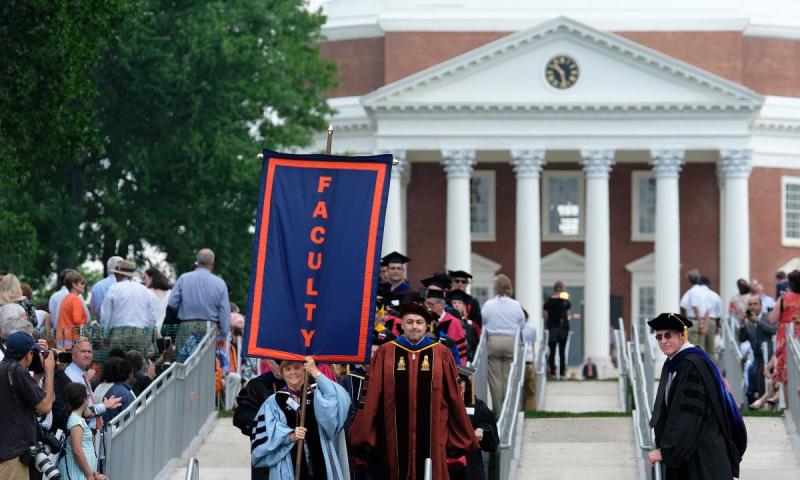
[350,302,479,479]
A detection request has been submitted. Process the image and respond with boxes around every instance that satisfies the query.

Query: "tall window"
[632,172,656,241]
[470,170,496,241]
[784,176,800,246]
[638,286,655,323]
[542,171,583,240]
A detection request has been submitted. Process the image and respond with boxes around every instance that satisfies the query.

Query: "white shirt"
[522,321,537,363]
[481,295,526,336]
[100,279,157,330]
[65,362,106,429]
[680,284,708,319]
[701,285,723,318]
[151,289,171,330]
[760,294,776,312]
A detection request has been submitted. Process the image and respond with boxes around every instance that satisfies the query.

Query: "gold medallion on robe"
[397,356,406,371]
[421,355,430,371]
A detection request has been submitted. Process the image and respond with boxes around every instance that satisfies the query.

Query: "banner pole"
[294,126,333,480]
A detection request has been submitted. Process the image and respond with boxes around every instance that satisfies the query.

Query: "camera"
[20,441,61,480]
[28,350,49,374]
[57,351,72,364]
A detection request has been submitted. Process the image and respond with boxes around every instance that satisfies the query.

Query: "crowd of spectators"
[0,247,238,479]
[679,268,800,410]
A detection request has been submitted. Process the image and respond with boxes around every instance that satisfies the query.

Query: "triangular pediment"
[625,253,655,273]
[362,17,763,113]
[541,248,584,272]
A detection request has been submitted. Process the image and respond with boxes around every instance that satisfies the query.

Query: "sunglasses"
[453,279,469,284]
[655,332,678,341]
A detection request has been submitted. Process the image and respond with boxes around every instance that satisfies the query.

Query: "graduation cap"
[448,270,473,280]
[647,313,693,334]
[425,288,445,300]
[376,284,393,308]
[372,323,396,346]
[393,291,425,306]
[457,365,477,406]
[381,251,410,266]
[447,289,473,304]
[421,272,452,290]
[398,302,435,323]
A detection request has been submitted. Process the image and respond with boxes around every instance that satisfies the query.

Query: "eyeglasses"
[655,332,677,342]
[453,279,468,284]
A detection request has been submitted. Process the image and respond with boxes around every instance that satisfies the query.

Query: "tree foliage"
[1,0,336,304]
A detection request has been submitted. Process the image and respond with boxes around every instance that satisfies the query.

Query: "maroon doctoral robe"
[350,336,479,480]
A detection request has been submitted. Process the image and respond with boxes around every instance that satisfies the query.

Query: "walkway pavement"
[738,416,800,480]
[517,380,638,479]
[165,417,251,480]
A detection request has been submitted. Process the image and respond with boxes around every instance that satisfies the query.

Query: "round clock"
[545,55,579,89]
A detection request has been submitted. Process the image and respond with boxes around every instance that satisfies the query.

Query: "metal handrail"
[104,323,216,480]
[185,457,199,480]
[722,316,745,405]
[469,328,489,404]
[627,324,663,480]
[615,317,629,411]
[535,329,549,411]
[496,329,526,480]
[786,324,800,437]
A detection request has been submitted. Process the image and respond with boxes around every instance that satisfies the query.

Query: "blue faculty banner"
[243,150,392,363]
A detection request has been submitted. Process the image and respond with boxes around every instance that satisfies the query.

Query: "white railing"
[614,317,629,412]
[535,329,549,411]
[104,323,217,480]
[496,329,526,480]
[469,328,489,404]
[722,316,745,405]
[185,457,199,480]
[628,318,662,480]
[787,324,800,437]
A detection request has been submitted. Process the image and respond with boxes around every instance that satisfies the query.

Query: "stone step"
[516,417,638,480]
[164,419,251,480]
[542,380,623,413]
[738,417,800,480]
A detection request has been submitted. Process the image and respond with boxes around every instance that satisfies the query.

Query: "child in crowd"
[58,382,109,480]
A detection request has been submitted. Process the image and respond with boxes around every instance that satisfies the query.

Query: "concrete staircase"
[517,380,639,480]
[737,416,800,480]
[163,418,251,480]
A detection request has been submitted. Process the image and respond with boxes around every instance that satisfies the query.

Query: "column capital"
[719,149,753,179]
[389,150,408,180]
[442,149,476,179]
[510,149,546,179]
[650,149,685,178]
[580,149,615,179]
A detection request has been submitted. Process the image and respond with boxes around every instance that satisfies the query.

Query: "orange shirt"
[57,293,87,341]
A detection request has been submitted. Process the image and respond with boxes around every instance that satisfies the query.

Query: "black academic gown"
[650,349,741,479]
[465,398,498,480]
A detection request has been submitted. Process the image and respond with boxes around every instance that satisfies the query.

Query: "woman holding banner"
[251,356,351,479]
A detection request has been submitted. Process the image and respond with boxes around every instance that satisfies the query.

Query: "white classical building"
[311,0,800,369]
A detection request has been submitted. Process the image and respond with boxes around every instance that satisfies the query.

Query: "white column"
[719,149,752,309]
[442,149,476,273]
[401,162,411,255]
[381,150,407,256]
[581,149,615,373]
[650,149,685,315]
[511,149,546,335]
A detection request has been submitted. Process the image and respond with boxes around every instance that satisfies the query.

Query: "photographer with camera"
[0,331,56,480]
[738,295,777,407]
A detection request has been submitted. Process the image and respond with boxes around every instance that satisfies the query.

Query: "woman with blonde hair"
[0,274,37,326]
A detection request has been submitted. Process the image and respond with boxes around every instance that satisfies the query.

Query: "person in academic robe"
[382,251,413,294]
[448,366,498,480]
[350,302,480,480]
[647,313,745,480]
[251,356,351,480]
[448,289,480,362]
[425,289,468,365]
[447,271,483,329]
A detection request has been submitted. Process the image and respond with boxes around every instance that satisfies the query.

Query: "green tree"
[89,0,336,304]
[0,0,128,287]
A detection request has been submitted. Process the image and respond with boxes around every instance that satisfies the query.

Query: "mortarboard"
[448,270,473,280]
[381,251,410,265]
[647,312,693,332]
[457,365,477,405]
[425,288,445,300]
[372,323,396,345]
[421,274,450,290]
[398,302,435,323]
[447,289,473,304]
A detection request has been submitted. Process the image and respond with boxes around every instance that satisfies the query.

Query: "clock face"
[545,56,579,89]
